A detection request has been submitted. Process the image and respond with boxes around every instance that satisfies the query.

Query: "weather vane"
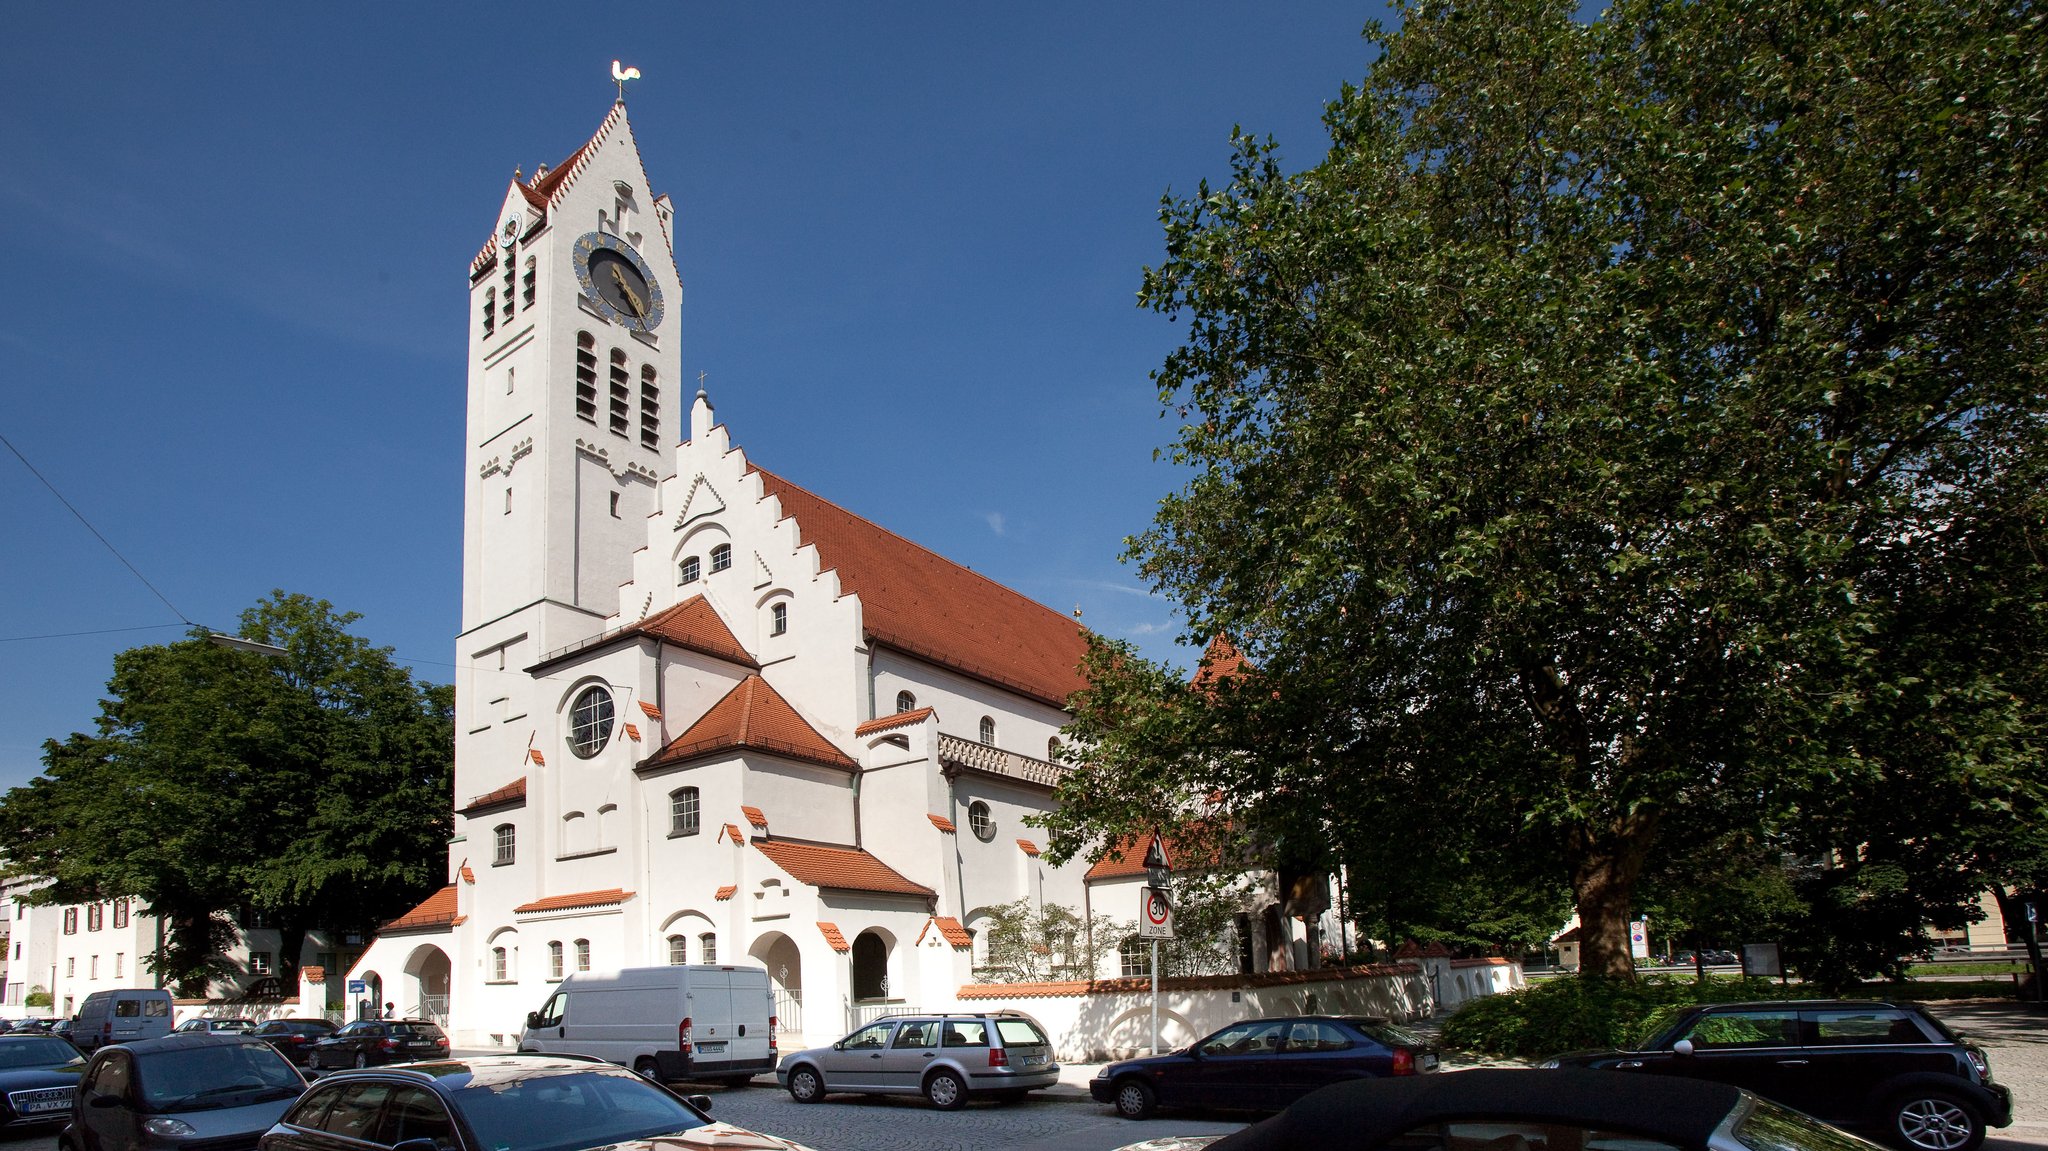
[612,60,642,102]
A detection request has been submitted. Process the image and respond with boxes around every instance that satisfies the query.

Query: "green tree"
[0,592,453,995]
[974,899,1124,983]
[1058,0,2047,977]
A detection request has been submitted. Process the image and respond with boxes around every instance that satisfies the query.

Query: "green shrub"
[1440,976,1803,1059]
[22,990,50,1008]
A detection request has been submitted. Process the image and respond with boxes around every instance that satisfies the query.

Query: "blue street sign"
[348,979,367,993]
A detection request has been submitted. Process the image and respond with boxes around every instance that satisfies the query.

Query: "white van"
[518,965,776,1084]
[72,988,174,1050]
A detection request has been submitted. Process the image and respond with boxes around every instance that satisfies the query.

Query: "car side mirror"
[526,1012,541,1029]
[1673,1039,1696,1057]
[685,1094,712,1112]
[833,1041,845,1051]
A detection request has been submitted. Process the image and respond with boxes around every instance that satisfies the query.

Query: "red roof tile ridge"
[513,887,633,915]
[460,777,527,813]
[854,707,934,737]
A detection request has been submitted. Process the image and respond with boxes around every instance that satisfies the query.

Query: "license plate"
[11,1089,70,1115]
[697,1042,728,1053]
[1021,1055,1048,1066]
[1421,1053,1439,1071]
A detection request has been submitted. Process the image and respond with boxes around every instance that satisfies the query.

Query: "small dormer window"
[710,544,732,573]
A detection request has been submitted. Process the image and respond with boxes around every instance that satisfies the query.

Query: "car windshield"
[138,1043,304,1111]
[0,1038,82,1068]
[450,1069,708,1151]
[1734,1095,1888,1150]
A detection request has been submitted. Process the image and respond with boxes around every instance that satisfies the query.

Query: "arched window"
[670,787,700,837]
[679,555,700,584]
[1120,936,1151,978]
[710,543,732,573]
[895,691,915,713]
[548,941,564,980]
[668,935,687,965]
[978,716,996,745]
[968,800,995,842]
[770,603,787,636]
[575,939,591,972]
[699,933,717,963]
[1047,737,1060,761]
[491,948,508,981]
[569,685,614,757]
[494,824,515,865]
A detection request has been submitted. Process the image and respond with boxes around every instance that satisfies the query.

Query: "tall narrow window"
[491,948,508,980]
[678,556,700,585]
[494,824,515,865]
[639,365,660,450]
[522,256,537,308]
[87,904,102,931]
[506,366,515,395]
[502,258,515,322]
[90,956,98,979]
[668,935,687,965]
[482,289,497,337]
[548,942,564,979]
[710,544,732,573]
[575,939,591,971]
[63,908,76,935]
[698,934,716,963]
[670,787,700,837]
[113,900,128,928]
[115,953,124,978]
[771,603,787,636]
[609,349,630,436]
[979,716,996,745]
[896,691,915,713]
[609,491,620,518]
[575,332,598,423]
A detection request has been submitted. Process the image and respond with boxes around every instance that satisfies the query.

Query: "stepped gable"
[750,466,1087,707]
[471,102,628,278]
[640,674,855,772]
[753,839,935,899]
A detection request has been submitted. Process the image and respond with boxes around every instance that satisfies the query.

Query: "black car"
[306,1019,450,1069]
[0,1034,88,1131]
[1090,1015,1438,1119]
[1544,1000,2011,1151]
[251,1019,339,1067]
[257,1055,811,1151]
[1168,1067,1883,1151]
[62,1032,307,1151]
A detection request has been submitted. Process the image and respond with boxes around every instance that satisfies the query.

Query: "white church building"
[346,98,1128,1048]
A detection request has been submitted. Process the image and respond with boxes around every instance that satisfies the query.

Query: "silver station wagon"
[776,1012,1059,1110]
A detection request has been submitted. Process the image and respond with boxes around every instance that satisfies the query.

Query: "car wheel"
[1891,1091,1985,1151]
[633,1057,660,1080]
[352,1052,369,1069]
[924,1069,968,1111]
[1113,1077,1157,1120]
[787,1065,824,1104]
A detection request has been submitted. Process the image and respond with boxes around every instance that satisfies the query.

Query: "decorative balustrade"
[936,734,1067,788]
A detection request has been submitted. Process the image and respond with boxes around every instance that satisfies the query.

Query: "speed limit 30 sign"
[1139,885,1175,939]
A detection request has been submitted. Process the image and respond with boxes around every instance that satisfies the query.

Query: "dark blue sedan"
[1090,1015,1439,1119]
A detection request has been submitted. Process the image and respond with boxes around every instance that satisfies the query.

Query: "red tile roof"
[1084,832,1217,882]
[1016,839,1041,857]
[752,468,1087,707]
[718,823,744,843]
[628,596,758,667]
[741,805,769,829]
[927,814,957,834]
[818,922,850,952]
[514,889,632,915]
[926,916,973,949]
[1192,635,1253,694]
[382,885,458,932]
[854,707,934,737]
[640,700,664,720]
[641,675,856,772]
[471,105,623,278]
[715,885,737,901]
[753,840,935,898]
[460,777,527,814]
[301,966,326,983]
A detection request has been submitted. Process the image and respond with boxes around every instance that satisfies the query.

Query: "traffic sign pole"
[1150,939,1159,1054]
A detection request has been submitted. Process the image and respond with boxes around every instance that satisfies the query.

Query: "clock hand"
[610,266,647,317]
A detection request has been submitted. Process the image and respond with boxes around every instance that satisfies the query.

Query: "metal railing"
[846,1000,914,1031]
[936,734,1066,788]
[773,989,803,1034]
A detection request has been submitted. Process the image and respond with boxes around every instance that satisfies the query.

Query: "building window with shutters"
[609,349,630,437]
[640,365,660,450]
[670,788,700,837]
[522,257,537,308]
[482,289,497,337]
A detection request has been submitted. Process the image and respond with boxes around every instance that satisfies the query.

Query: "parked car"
[71,989,175,1051]
[50,1020,78,1043]
[0,1034,89,1132]
[61,1032,307,1151]
[250,1019,339,1067]
[257,1055,817,1151]
[1092,1015,1438,1120]
[1543,999,2011,1151]
[173,1018,257,1034]
[776,1011,1058,1109]
[1114,1067,1885,1151]
[6,1019,54,1035]
[306,1019,450,1069]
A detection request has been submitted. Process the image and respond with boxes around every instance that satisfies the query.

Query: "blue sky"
[0,3,1392,792]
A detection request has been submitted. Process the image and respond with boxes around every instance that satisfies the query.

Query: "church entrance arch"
[402,945,453,1025]
[355,971,384,1020]
[748,932,803,1036]
[850,931,889,1002]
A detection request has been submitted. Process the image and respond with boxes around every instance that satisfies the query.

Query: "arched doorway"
[850,931,888,1001]
[748,932,803,1036]
[403,945,452,1024]
[356,971,384,1020]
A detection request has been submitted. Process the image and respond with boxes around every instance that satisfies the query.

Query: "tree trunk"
[1991,886,2044,1002]
[1568,811,1660,978]
[275,922,308,995]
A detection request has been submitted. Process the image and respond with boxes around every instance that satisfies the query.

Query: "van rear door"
[688,969,736,1066]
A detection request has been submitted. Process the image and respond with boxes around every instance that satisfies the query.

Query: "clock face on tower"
[572,232,665,333]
